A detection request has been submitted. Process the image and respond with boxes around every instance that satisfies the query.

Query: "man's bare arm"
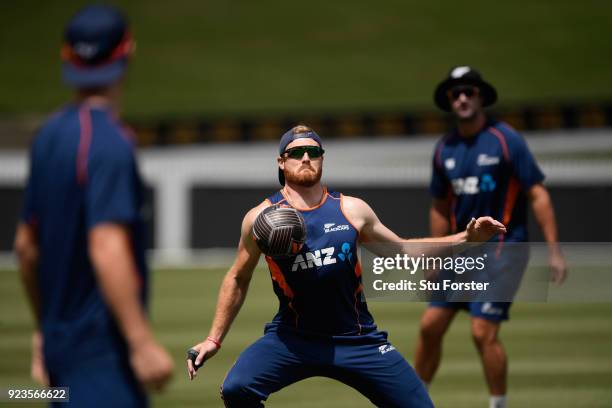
[342,196,505,256]
[90,224,173,390]
[529,183,567,284]
[430,197,451,237]
[529,184,559,247]
[207,204,266,342]
[90,225,155,347]
[187,201,268,379]
[14,223,40,325]
[15,223,49,386]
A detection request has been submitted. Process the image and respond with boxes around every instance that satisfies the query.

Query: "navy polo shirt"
[21,102,148,369]
[430,120,545,242]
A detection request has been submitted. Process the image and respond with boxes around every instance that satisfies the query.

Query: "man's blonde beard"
[283,165,322,187]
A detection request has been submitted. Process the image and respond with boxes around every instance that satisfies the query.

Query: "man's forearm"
[90,227,154,348]
[405,231,467,244]
[430,204,451,237]
[530,186,561,250]
[15,224,41,326]
[391,202,461,255]
[402,215,504,256]
[366,229,468,259]
[397,231,468,259]
[95,262,154,346]
[19,262,40,325]
[207,270,251,342]
[530,185,567,284]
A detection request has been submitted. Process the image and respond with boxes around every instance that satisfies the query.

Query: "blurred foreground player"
[14,5,172,406]
[414,67,567,408]
[187,125,506,407]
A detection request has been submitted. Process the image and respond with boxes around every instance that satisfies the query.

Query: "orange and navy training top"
[264,188,376,336]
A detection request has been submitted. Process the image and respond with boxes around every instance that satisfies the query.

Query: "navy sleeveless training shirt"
[264,188,376,336]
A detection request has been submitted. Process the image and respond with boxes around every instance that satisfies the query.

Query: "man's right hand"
[186,338,221,380]
[129,339,174,391]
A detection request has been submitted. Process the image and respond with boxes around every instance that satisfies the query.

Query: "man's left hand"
[466,217,507,242]
[549,250,567,285]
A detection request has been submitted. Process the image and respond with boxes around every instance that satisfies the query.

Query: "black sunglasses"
[283,145,325,159]
[450,85,477,100]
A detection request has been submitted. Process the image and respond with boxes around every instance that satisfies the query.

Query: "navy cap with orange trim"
[61,5,134,88]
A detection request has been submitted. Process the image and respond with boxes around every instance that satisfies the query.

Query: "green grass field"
[1,0,612,118]
[1,266,611,407]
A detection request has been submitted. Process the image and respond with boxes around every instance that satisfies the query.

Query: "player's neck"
[457,112,486,138]
[282,183,325,209]
[75,85,121,115]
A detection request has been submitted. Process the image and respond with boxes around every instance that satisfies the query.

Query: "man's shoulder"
[435,129,457,146]
[86,117,136,167]
[33,105,77,142]
[432,131,457,168]
[482,120,531,162]
[240,199,272,237]
[487,120,524,142]
[339,195,372,217]
[340,194,367,207]
[245,200,272,222]
[265,190,285,205]
[89,110,134,149]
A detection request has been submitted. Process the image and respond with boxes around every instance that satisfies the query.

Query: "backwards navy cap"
[278,127,323,186]
[61,5,134,88]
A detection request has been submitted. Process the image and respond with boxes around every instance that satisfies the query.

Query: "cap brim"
[62,58,127,88]
[434,78,497,112]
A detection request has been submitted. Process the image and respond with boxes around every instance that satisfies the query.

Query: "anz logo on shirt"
[452,173,496,195]
[291,242,354,271]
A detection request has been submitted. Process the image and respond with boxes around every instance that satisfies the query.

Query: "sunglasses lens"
[287,148,305,159]
[306,147,323,158]
[451,86,474,100]
[285,146,324,159]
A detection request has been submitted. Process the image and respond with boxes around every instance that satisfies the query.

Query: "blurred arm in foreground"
[90,224,174,390]
[14,223,47,386]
